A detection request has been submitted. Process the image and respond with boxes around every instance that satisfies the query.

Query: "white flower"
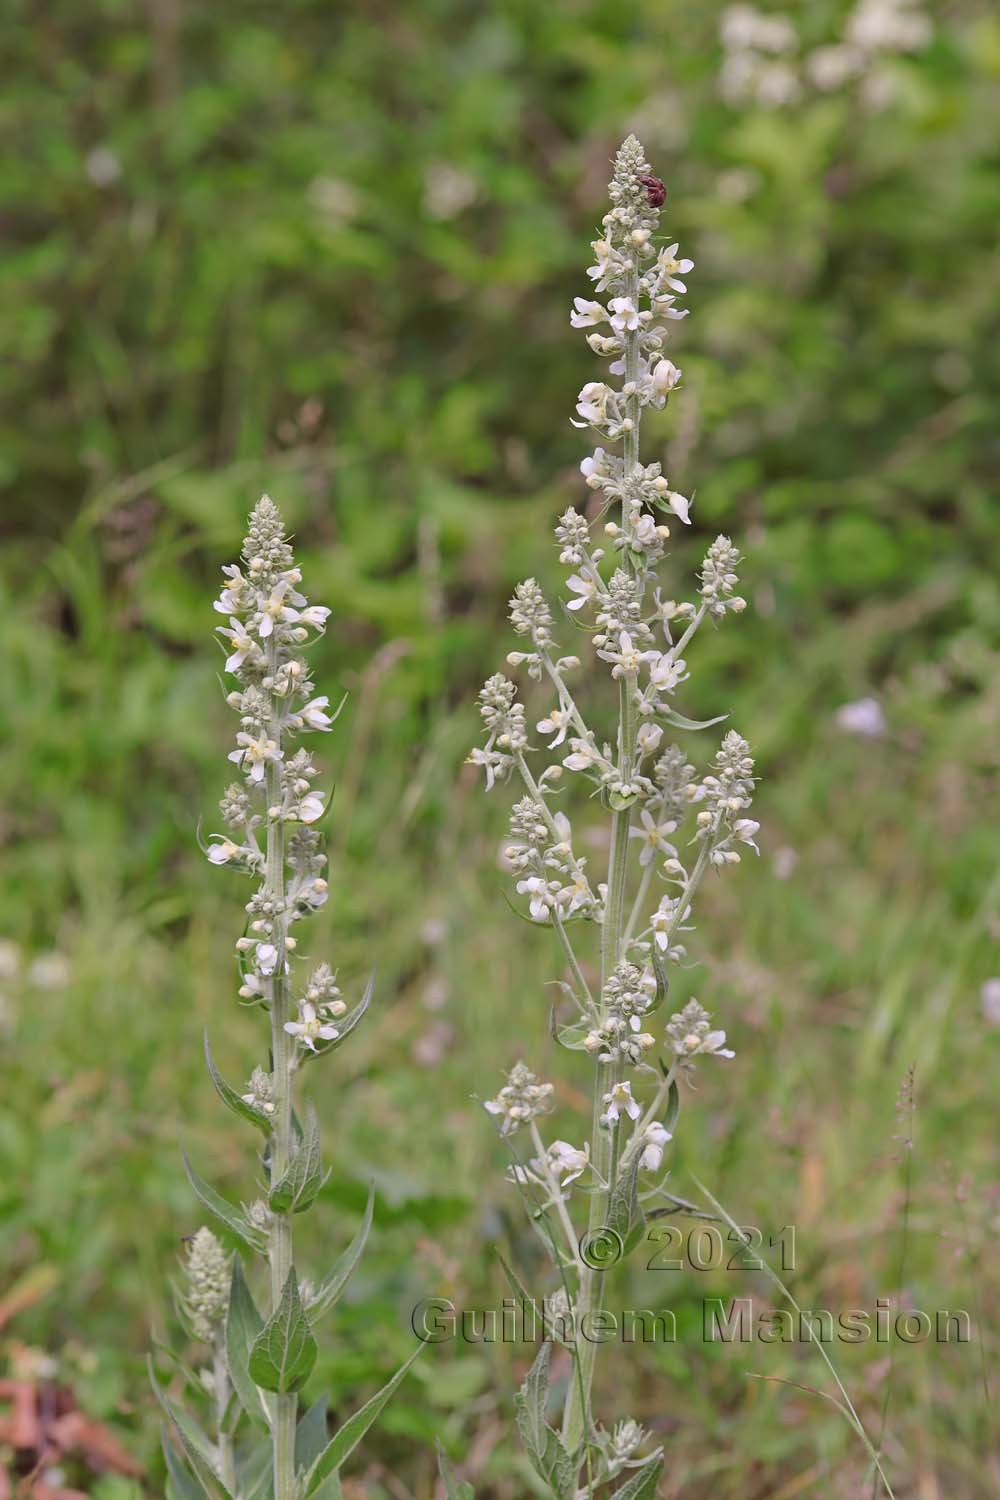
[665,490,691,524]
[548,1140,590,1183]
[629,808,678,867]
[558,871,594,916]
[256,943,279,976]
[218,619,258,674]
[300,696,333,731]
[574,382,612,427]
[517,876,556,922]
[257,580,292,639]
[656,244,694,293]
[733,818,760,852]
[565,573,597,611]
[598,630,657,679]
[835,696,886,738]
[207,837,242,865]
[297,791,325,824]
[647,652,687,695]
[228,732,282,782]
[636,722,663,758]
[295,604,332,630]
[603,1080,641,1125]
[563,738,600,773]
[537,708,570,747]
[650,896,690,953]
[570,297,607,328]
[284,1001,339,1051]
[639,1122,673,1172]
[214,565,247,615]
[651,359,682,396]
[631,513,660,549]
[580,449,610,483]
[608,296,640,333]
[699,1030,735,1059]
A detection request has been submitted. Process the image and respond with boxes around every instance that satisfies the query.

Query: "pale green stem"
[529,1122,585,1272]
[265,638,298,1500]
[562,255,642,1463]
[667,601,707,662]
[212,1337,237,1495]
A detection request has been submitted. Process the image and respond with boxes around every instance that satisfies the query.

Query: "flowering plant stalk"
[471,137,759,1494]
[153,497,418,1500]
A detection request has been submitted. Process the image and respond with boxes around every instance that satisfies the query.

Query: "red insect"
[638,174,666,208]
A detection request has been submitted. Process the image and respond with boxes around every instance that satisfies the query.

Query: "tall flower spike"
[470,139,762,1490]
[158,496,418,1500]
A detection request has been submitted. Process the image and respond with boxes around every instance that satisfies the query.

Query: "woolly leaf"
[180,1146,267,1255]
[303,1345,423,1492]
[659,707,727,732]
[161,1426,212,1500]
[302,972,374,1064]
[513,1343,576,1498]
[226,1256,269,1430]
[608,1152,645,1259]
[248,1269,317,1394]
[295,1396,330,1472]
[308,1183,375,1322]
[204,1033,272,1134]
[614,1456,664,1498]
[436,1439,475,1499]
[149,1361,232,1497]
[269,1105,326,1214]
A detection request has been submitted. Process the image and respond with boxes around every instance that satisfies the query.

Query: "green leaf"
[303,1344,423,1493]
[553,1018,592,1051]
[614,1455,664,1498]
[226,1256,269,1430]
[308,1183,375,1322]
[302,972,374,1063]
[204,1033,272,1134]
[608,1152,646,1260]
[269,1105,326,1214]
[149,1359,232,1497]
[248,1269,317,1394]
[608,789,640,811]
[648,944,670,1015]
[662,1078,680,1137]
[491,1247,539,1320]
[513,1344,576,1498]
[180,1146,267,1256]
[436,1439,475,1498]
[239,1441,275,1500]
[311,1477,343,1500]
[295,1396,330,1473]
[161,1425,212,1500]
[659,707,728,732]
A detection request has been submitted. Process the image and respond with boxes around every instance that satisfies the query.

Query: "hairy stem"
[212,1339,237,1495]
[265,639,298,1500]
[563,259,642,1462]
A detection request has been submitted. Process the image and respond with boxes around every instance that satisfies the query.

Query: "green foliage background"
[1,0,998,1495]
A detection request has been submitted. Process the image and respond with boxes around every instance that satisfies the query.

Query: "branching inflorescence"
[471,137,760,1494]
[155,497,417,1500]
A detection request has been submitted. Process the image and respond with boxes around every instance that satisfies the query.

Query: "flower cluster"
[180,1227,230,1344]
[471,138,763,1478]
[483,1061,555,1136]
[666,1000,736,1065]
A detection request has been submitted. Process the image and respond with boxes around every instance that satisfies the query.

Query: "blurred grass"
[1,0,999,1496]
